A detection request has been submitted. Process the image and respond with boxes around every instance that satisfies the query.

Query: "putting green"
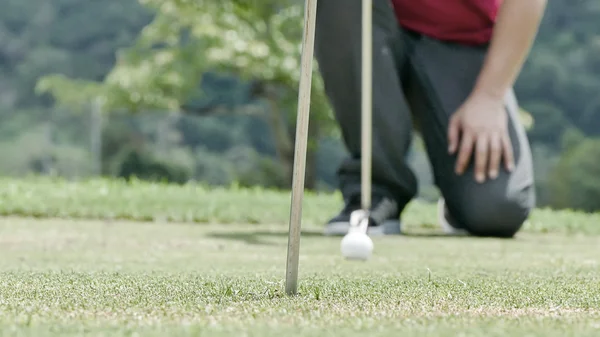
[0,217,598,336]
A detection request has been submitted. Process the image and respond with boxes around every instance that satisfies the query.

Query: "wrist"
[470,84,507,102]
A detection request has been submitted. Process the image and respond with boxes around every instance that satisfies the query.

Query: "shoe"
[323,196,402,236]
[437,198,469,236]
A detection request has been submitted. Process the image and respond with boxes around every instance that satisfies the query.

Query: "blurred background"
[1,0,598,211]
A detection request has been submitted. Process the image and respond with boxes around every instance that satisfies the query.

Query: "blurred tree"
[516,0,600,142]
[117,147,193,184]
[0,0,151,110]
[36,0,337,189]
[545,130,600,212]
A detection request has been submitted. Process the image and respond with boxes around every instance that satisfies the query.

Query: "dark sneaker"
[437,198,469,236]
[323,196,401,236]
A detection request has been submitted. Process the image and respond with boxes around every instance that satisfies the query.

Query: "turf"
[0,177,598,336]
[0,176,597,234]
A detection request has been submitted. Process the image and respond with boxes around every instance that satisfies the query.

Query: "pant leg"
[314,0,417,208]
[404,34,536,238]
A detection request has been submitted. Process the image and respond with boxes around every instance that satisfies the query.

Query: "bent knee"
[453,186,535,238]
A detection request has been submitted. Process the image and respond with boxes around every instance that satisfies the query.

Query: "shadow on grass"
[206,229,324,246]
[402,232,469,238]
[205,228,472,246]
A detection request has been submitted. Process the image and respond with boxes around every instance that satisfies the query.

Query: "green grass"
[0,176,597,234]
[0,177,599,336]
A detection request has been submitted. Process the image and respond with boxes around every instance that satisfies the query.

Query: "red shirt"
[392,0,502,45]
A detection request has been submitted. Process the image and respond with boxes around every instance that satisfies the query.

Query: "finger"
[488,133,502,179]
[448,116,460,154]
[455,132,474,175]
[474,134,489,183]
[502,134,515,172]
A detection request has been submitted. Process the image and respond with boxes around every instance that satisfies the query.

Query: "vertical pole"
[285,0,318,296]
[361,0,373,211]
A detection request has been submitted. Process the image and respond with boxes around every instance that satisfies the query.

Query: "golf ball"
[340,231,373,260]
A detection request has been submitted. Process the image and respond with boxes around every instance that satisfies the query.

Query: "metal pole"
[284,0,318,296]
[361,0,373,212]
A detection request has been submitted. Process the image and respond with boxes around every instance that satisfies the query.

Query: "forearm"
[472,0,547,100]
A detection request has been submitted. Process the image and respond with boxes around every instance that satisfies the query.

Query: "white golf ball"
[340,231,373,260]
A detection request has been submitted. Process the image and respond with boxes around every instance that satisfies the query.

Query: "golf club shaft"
[361,0,373,211]
[285,0,318,296]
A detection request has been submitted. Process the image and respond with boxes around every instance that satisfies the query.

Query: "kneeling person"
[314,0,546,237]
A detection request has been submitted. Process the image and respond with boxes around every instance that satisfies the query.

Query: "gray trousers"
[314,0,535,237]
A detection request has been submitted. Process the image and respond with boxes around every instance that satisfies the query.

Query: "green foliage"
[36,0,335,130]
[0,125,94,177]
[95,112,301,188]
[560,127,586,151]
[1,0,151,109]
[117,149,193,184]
[546,138,600,212]
[35,76,108,110]
[521,102,567,147]
[518,108,534,130]
[34,0,337,190]
[234,152,289,189]
[517,0,600,139]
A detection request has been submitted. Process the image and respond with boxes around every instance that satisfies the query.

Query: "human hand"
[448,93,514,183]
